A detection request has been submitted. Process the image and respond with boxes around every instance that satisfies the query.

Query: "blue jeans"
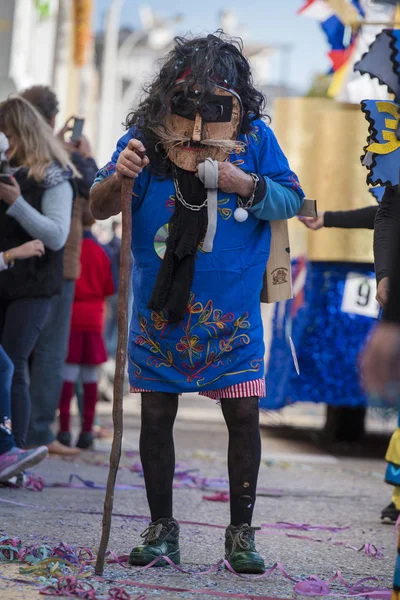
[0,297,51,448]
[105,282,133,355]
[0,345,15,454]
[27,280,75,446]
[105,294,119,358]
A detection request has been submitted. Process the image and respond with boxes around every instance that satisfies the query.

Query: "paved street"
[0,394,396,599]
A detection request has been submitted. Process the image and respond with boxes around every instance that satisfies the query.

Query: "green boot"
[225,523,265,574]
[129,518,180,567]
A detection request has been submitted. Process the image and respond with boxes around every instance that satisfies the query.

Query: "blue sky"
[95,0,329,92]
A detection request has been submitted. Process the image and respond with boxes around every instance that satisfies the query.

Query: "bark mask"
[158,83,243,172]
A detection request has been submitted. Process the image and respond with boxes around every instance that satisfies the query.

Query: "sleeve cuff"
[250,176,303,221]
[0,253,7,271]
[252,175,267,206]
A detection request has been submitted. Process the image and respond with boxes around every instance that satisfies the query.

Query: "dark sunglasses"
[171,91,234,123]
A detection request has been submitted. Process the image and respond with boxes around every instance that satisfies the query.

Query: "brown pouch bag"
[261,199,317,303]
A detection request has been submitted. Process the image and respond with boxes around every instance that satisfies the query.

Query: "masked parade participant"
[90,33,304,574]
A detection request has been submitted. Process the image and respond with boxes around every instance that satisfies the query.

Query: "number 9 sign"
[341,272,380,319]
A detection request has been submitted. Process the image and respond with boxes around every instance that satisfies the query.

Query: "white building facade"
[0,0,59,99]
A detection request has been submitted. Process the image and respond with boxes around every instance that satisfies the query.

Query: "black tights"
[140,393,261,525]
[140,392,179,521]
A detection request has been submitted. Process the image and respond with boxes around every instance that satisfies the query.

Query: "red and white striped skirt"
[130,377,265,399]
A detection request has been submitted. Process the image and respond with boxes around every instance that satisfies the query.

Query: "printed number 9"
[356,280,371,307]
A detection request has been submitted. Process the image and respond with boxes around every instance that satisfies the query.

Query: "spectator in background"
[58,206,115,450]
[0,240,48,481]
[0,96,76,449]
[360,189,400,523]
[362,229,400,393]
[21,85,98,456]
[300,196,400,521]
[105,220,121,358]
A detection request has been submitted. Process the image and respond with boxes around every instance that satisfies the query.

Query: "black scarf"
[148,167,208,323]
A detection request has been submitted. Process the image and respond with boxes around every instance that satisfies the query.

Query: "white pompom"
[234,207,249,222]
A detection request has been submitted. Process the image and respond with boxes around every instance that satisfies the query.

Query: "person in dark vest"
[20,85,98,456]
[0,96,77,449]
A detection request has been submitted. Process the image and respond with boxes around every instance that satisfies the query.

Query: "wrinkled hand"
[298,212,325,230]
[116,139,149,180]
[0,177,21,205]
[216,162,254,197]
[376,276,389,308]
[361,322,400,401]
[10,240,45,260]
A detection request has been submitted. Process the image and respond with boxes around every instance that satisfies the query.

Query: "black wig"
[125,31,268,176]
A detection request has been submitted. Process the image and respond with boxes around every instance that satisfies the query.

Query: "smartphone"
[71,118,85,142]
[0,174,13,185]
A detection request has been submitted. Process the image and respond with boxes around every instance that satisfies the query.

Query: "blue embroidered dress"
[94,120,304,394]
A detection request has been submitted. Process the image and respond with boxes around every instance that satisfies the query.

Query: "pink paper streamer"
[202,492,230,502]
[2,535,390,599]
[101,555,391,597]
[261,521,350,533]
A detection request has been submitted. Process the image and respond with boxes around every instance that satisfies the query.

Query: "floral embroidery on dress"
[288,174,301,191]
[166,195,176,212]
[231,159,245,167]
[216,198,232,220]
[132,293,262,387]
[98,161,116,178]
[176,335,205,360]
[229,126,257,160]
[246,125,261,145]
[234,144,247,155]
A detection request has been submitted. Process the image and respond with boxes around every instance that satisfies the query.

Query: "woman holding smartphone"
[0,96,77,449]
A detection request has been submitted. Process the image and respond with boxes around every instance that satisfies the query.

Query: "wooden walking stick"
[95,175,133,575]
